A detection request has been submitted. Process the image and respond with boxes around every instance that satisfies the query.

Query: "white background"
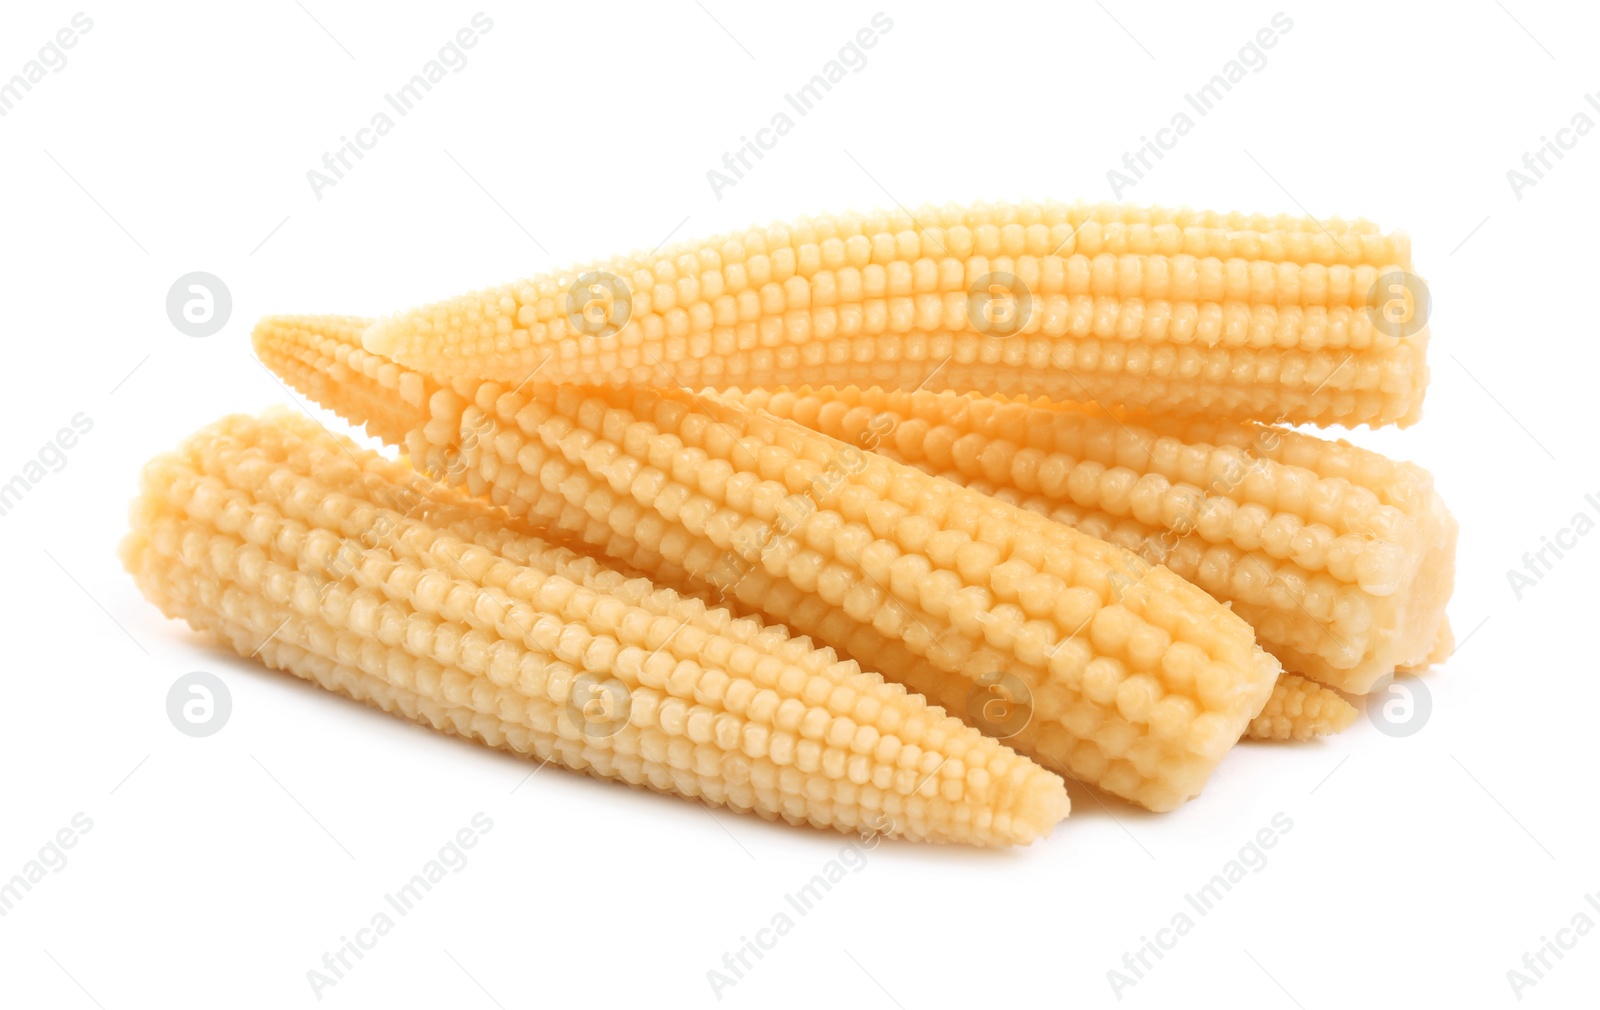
[1,1,1595,1006]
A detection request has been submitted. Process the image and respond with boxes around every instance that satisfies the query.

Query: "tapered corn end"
[122,410,1066,846]
[1245,673,1358,742]
[253,315,436,446]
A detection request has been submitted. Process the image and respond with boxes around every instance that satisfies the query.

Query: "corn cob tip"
[1246,673,1358,742]
[253,315,434,447]
[124,409,1070,846]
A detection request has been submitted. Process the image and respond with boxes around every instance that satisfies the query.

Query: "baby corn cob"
[252,317,1350,747]
[257,316,1282,812]
[1246,674,1357,742]
[122,410,1069,846]
[734,386,1456,694]
[361,200,1428,427]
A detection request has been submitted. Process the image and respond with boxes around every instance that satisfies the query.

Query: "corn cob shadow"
[360,200,1430,428]
[255,315,1284,812]
[121,409,1069,846]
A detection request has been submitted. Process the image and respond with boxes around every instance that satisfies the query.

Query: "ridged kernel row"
[736,386,1456,693]
[122,411,1068,845]
[1245,674,1358,741]
[256,317,1283,810]
[358,201,1426,428]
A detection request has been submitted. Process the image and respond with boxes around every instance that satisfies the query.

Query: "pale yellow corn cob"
[255,319,1380,763]
[255,314,428,447]
[121,410,1068,845]
[734,386,1456,694]
[254,317,1356,753]
[1245,674,1357,742]
[360,201,1428,428]
[257,317,1283,811]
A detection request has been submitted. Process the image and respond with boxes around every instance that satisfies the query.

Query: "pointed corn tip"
[126,409,1067,847]
[249,315,283,357]
[1245,672,1359,742]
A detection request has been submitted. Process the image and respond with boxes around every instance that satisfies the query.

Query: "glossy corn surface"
[735,386,1457,693]
[361,201,1428,428]
[122,410,1069,845]
[259,317,1283,811]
